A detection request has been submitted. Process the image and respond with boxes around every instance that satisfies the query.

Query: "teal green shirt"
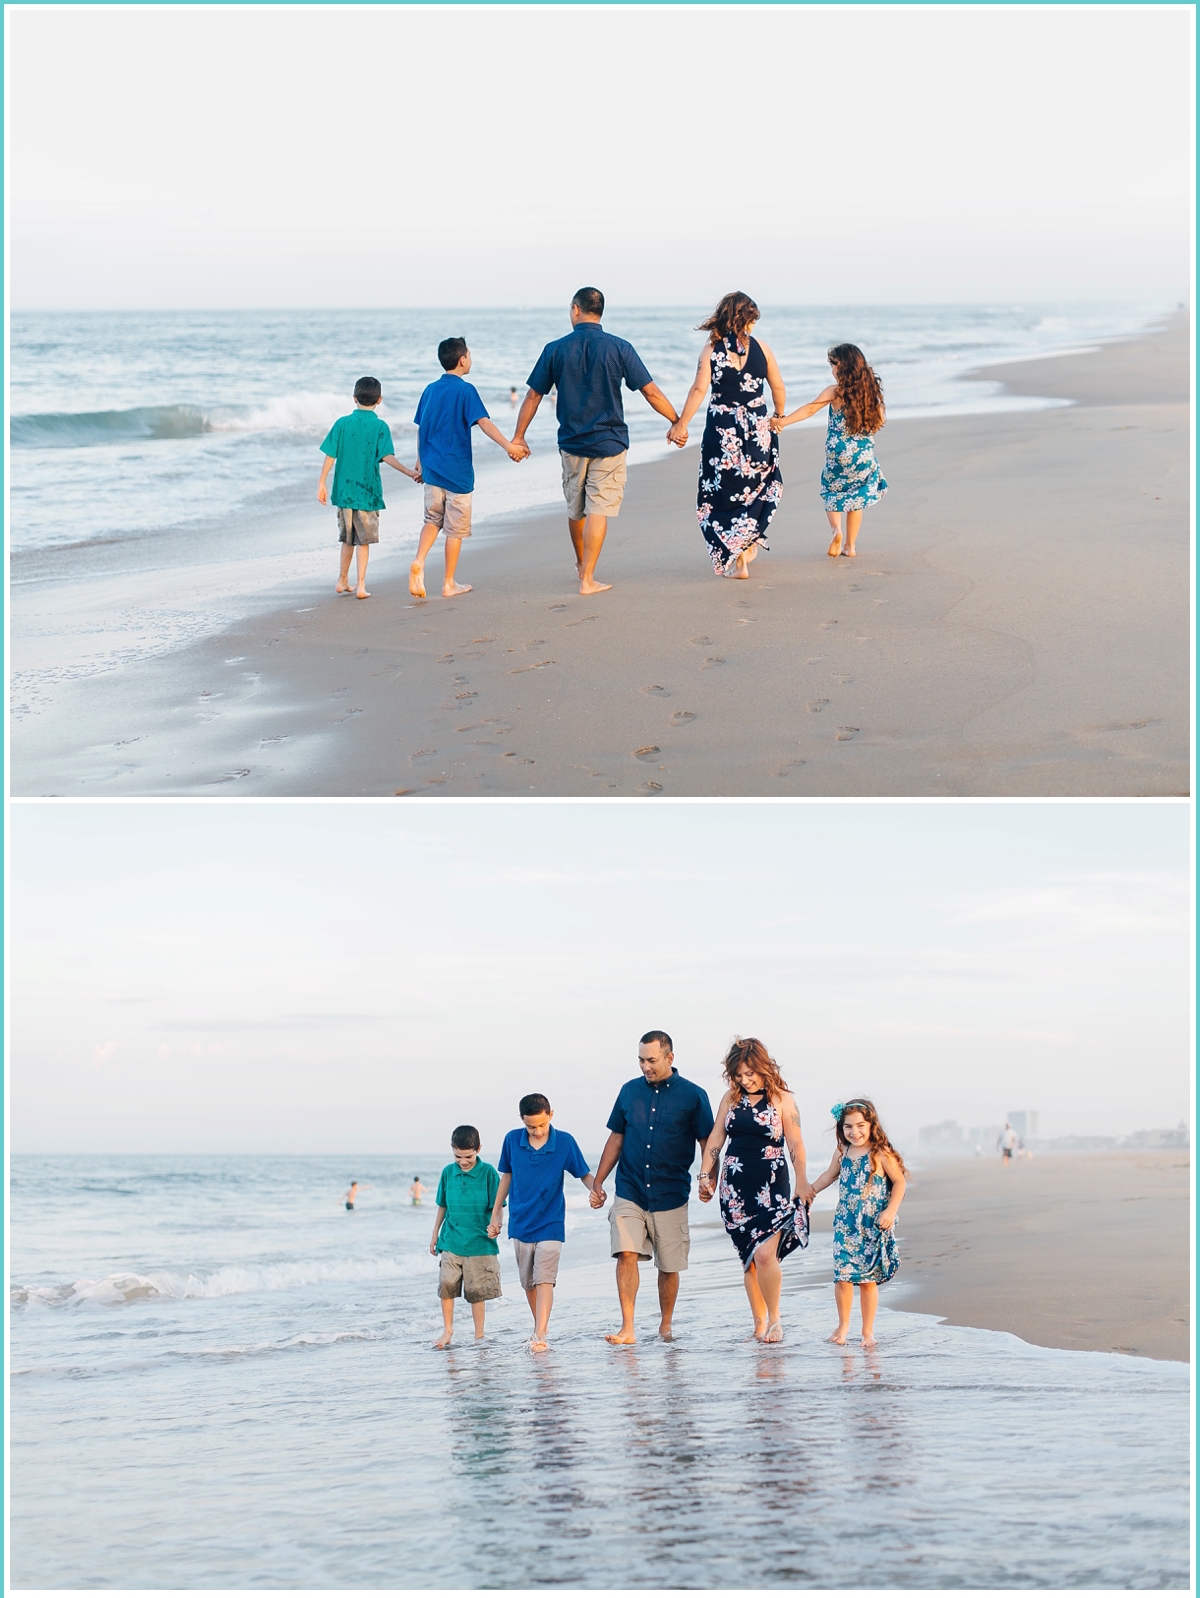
[319,408,396,511]
[435,1159,501,1257]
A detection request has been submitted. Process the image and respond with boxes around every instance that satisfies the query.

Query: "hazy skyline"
[9,801,1190,1154]
[8,6,1192,308]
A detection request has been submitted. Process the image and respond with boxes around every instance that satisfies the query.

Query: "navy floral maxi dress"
[718,1093,809,1269]
[698,337,783,574]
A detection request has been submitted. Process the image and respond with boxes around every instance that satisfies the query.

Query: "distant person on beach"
[317,377,420,599]
[998,1123,1019,1164]
[668,292,786,579]
[512,287,683,596]
[429,1124,502,1348]
[488,1092,598,1352]
[343,1181,359,1211]
[809,1099,907,1349]
[770,344,888,558]
[408,338,528,601]
[588,1030,715,1344]
[410,1176,427,1205]
[509,386,519,406]
[697,1038,813,1343]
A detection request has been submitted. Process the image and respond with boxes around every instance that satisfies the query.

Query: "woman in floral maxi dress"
[669,292,787,578]
[697,1037,813,1342]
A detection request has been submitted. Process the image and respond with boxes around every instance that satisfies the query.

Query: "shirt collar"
[572,321,603,336]
[640,1068,678,1090]
[519,1125,557,1149]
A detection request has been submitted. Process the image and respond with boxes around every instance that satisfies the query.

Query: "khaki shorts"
[609,1198,691,1273]
[423,484,473,538]
[561,450,627,519]
[512,1239,563,1291]
[337,507,379,546]
[438,1252,502,1303]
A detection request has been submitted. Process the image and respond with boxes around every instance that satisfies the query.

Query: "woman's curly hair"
[699,291,760,344]
[833,1097,909,1177]
[828,344,885,437]
[721,1036,790,1105]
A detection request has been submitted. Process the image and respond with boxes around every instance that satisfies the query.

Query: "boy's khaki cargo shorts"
[609,1198,690,1273]
[423,484,473,538]
[438,1252,502,1302]
[561,450,627,519]
[337,507,380,545]
[511,1239,563,1290]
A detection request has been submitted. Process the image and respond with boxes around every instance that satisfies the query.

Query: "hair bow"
[830,1103,844,1120]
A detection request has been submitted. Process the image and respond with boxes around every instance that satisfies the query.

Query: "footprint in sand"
[808,699,829,713]
[820,620,839,630]
[689,635,712,646]
[833,674,854,685]
[670,711,697,726]
[701,657,726,669]
[639,685,671,697]
[211,769,251,784]
[548,605,569,613]
[437,654,455,664]
[637,781,664,795]
[634,745,661,762]
[836,727,860,741]
[775,759,806,777]
[454,691,478,701]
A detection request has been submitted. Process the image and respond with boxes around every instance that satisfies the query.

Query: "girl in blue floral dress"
[669,292,787,579]
[809,1098,907,1348]
[697,1037,812,1342]
[771,343,887,559]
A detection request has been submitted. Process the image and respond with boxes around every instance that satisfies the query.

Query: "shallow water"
[10,1156,1189,1588]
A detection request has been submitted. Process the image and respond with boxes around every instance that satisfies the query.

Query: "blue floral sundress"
[697,336,783,574]
[718,1093,809,1270]
[832,1150,899,1283]
[821,405,888,512]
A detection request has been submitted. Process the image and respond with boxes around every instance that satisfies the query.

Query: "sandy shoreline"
[881,1150,1191,1362]
[11,313,1189,797]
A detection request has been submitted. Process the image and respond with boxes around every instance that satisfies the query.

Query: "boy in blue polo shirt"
[408,337,528,601]
[488,1093,595,1352]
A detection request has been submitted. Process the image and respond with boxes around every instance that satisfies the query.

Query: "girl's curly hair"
[833,1097,909,1178]
[828,344,885,437]
[699,291,760,344]
[722,1036,790,1104]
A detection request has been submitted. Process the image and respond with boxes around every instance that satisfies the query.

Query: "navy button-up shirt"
[526,323,653,459]
[606,1069,715,1212]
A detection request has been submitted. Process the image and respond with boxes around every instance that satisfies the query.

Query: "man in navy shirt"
[590,1030,714,1343]
[512,287,684,596]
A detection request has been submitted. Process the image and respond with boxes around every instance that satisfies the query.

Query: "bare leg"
[826,510,844,557]
[754,1233,784,1339]
[829,1280,853,1344]
[606,1253,640,1344]
[657,1270,680,1340]
[409,522,440,598]
[443,535,471,597]
[354,543,370,598]
[860,1282,879,1347]
[531,1283,554,1350]
[742,1259,769,1339]
[568,517,586,578]
[471,1300,486,1340]
[579,513,612,595]
[844,509,862,557]
[336,538,354,593]
[434,1298,455,1349]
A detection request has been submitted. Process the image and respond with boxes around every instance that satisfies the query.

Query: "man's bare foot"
[408,561,426,599]
[442,581,472,598]
[827,1327,849,1345]
[605,1329,636,1345]
[658,1324,675,1342]
[434,1332,452,1349]
[355,587,371,599]
[529,1336,549,1353]
[335,580,352,594]
[827,534,843,557]
[579,579,612,595]
[764,1320,783,1343]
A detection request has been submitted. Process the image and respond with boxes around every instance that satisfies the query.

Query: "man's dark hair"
[519,1093,552,1118]
[572,286,604,319]
[640,1030,673,1054]
[353,376,382,405]
[438,337,469,371]
[451,1124,481,1151]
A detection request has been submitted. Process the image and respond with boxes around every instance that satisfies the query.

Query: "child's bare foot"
[355,587,371,599]
[827,533,843,557]
[335,580,352,594]
[529,1336,549,1353]
[442,581,472,598]
[862,1334,877,1349]
[605,1329,636,1345]
[408,561,426,599]
[579,579,612,595]
[764,1320,783,1343]
[828,1327,849,1345]
[474,1330,485,1341]
[434,1331,452,1349]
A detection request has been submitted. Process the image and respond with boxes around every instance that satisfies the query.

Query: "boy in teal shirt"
[317,376,419,600]
[428,1124,502,1348]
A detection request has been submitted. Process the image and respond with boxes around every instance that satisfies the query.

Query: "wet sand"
[12,314,1189,797]
[888,1151,1191,1362]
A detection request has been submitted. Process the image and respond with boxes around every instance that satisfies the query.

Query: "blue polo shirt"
[607,1069,715,1212]
[497,1125,590,1243]
[526,323,653,459]
[413,374,489,495]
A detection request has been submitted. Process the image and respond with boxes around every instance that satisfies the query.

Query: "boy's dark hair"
[572,286,604,318]
[353,376,382,405]
[640,1029,673,1053]
[438,337,469,372]
[519,1093,552,1118]
[451,1124,481,1150]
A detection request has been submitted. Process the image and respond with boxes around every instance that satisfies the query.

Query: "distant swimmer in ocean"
[809,1099,907,1349]
[410,1176,427,1205]
[343,1181,359,1211]
[509,386,519,406]
[771,344,888,559]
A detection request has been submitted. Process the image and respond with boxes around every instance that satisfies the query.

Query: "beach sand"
[12,314,1188,796]
[882,1150,1190,1362]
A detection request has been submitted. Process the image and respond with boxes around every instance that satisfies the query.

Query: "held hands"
[486,1214,502,1239]
[768,414,789,433]
[796,1181,817,1208]
[667,420,688,448]
[506,440,530,463]
[588,1183,607,1210]
[697,1171,716,1204]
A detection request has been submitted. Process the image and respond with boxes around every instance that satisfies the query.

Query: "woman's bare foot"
[828,1327,849,1345]
[335,580,352,594]
[745,543,759,562]
[827,533,843,557]
[433,1331,452,1349]
[726,552,751,579]
[862,1334,877,1349]
[408,561,426,599]
[579,579,612,595]
[442,581,472,598]
[844,547,857,558]
[752,1318,769,1341]
[763,1320,783,1343]
[355,587,371,599]
[605,1329,637,1345]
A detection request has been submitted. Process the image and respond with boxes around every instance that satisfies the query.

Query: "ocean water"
[9,1155,1190,1588]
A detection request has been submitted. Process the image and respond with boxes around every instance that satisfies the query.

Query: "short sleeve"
[563,1134,590,1180]
[435,1168,448,1208]
[526,342,556,394]
[497,1133,513,1175]
[412,390,427,429]
[319,418,341,457]
[378,421,395,459]
[692,1088,715,1142]
[606,1089,628,1136]
[621,342,653,392]
[485,1165,500,1208]
[465,383,489,426]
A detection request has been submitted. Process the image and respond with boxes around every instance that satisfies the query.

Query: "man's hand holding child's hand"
[588,1184,606,1210]
[486,1215,502,1239]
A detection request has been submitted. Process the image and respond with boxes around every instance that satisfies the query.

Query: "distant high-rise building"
[1005,1111,1039,1139]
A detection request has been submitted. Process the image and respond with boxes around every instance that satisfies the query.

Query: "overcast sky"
[8,801,1190,1155]
[6,5,1192,308]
